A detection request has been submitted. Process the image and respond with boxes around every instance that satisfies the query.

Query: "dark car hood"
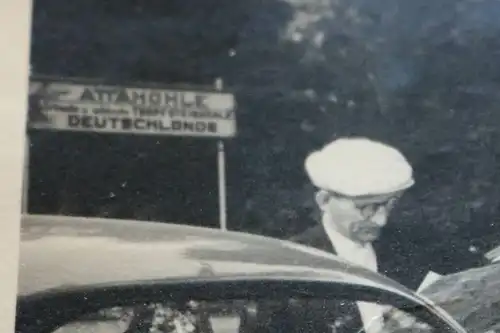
[19,214,415,298]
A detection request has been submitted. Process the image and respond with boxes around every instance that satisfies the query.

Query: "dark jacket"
[290,224,488,289]
[242,226,366,333]
[288,226,365,333]
[243,222,486,333]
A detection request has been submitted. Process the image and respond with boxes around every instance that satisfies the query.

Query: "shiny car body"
[17,214,467,333]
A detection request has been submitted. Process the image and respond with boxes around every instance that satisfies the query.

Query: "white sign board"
[28,80,237,138]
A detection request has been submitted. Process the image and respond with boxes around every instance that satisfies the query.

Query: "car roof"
[18,214,412,297]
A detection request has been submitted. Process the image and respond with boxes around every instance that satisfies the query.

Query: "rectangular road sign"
[27,78,237,138]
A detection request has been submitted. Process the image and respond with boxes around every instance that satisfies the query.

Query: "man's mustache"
[351,222,381,234]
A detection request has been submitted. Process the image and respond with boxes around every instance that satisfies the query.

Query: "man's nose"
[363,206,388,226]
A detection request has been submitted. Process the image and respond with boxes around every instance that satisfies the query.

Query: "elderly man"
[292,137,413,259]
[290,137,415,333]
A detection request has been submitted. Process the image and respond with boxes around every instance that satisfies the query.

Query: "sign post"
[26,76,237,229]
[214,78,227,231]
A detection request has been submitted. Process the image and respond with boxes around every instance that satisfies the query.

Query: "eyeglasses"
[327,190,401,217]
[354,197,399,218]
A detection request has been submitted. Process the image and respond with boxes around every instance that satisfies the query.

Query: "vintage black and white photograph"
[15,0,500,333]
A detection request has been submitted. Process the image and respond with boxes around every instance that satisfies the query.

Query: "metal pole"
[215,78,227,231]
[22,134,30,213]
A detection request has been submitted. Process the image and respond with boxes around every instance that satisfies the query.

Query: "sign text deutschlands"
[28,81,237,138]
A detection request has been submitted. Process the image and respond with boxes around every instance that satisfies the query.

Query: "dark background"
[28,0,500,288]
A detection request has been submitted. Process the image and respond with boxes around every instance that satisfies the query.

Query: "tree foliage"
[30,0,500,265]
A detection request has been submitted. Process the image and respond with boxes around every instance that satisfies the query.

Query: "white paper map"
[417,271,443,293]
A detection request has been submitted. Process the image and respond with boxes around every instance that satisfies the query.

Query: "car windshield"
[51,298,444,333]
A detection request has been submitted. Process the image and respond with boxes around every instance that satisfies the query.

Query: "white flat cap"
[305,137,414,197]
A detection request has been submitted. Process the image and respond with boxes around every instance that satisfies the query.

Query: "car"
[16,214,467,333]
[419,260,500,333]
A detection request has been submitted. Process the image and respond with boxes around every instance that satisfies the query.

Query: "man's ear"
[315,190,330,210]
